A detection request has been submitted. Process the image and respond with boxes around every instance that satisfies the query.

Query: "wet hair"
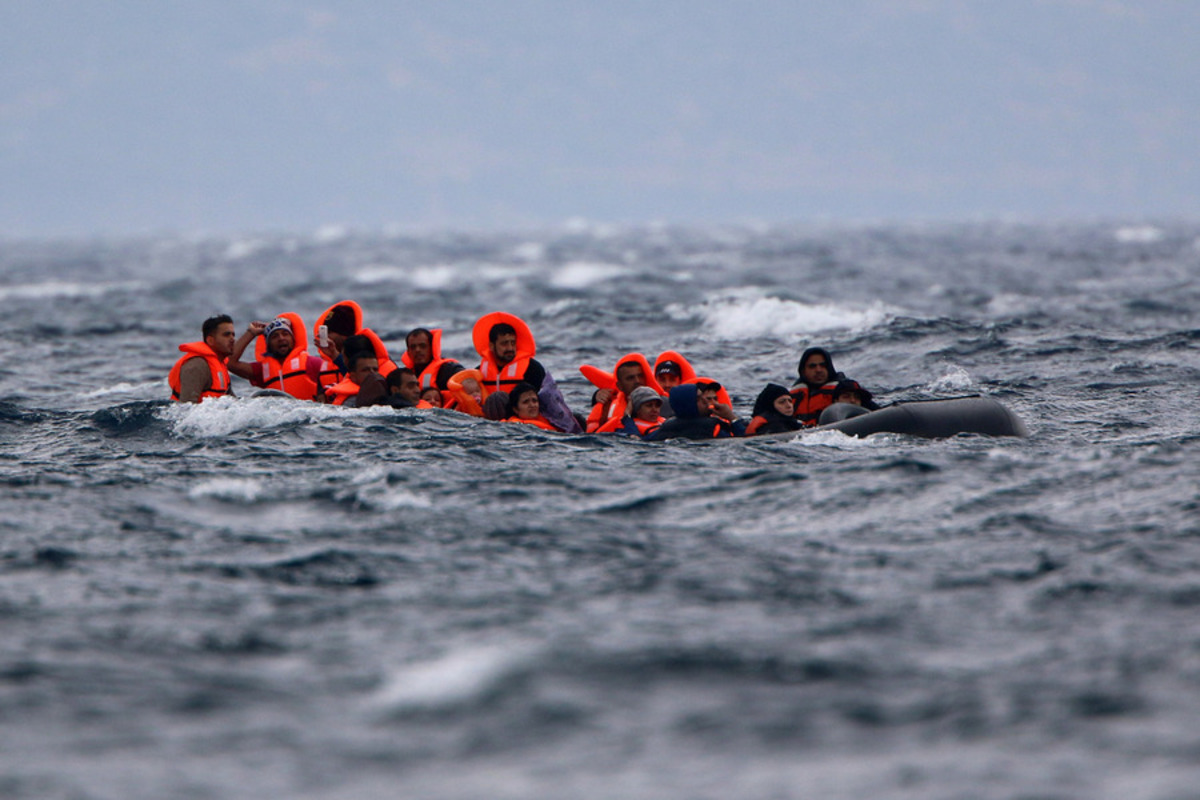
[342,334,376,370]
[202,314,232,339]
[386,367,417,392]
[506,381,539,417]
[323,304,357,337]
[489,322,517,345]
[406,328,433,347]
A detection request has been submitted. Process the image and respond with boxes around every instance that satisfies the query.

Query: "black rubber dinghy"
[811,396,1028,439]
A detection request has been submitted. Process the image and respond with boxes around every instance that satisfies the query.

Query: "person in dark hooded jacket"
[647,382,746,441]
[830,378,880,410]
[745,384,803,436]
[789,346,845,426]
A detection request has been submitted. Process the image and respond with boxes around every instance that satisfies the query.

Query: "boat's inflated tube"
[814,396,1028,438]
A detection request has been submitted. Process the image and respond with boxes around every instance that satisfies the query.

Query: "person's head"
[667,383,701,420]
[262,317,294,359]
[420,387,443,407]
[405,328,434,368]
[202,314,236,358]
[753,383,793,418]
[489,323,518,365]
[798,347,835,388]
[696,381,722,416]
[615,360,647,397]
[507,382,539,419]
[323,304,358,350]
[832,379,870,407]
[627,386,662,423]
[655,360,683,390]
[461,377,483,402]
[347,350,380,386]
[386,367,421,403]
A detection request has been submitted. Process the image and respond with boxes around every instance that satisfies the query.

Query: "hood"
[472,311,536,361]
[400,327,443,370]
[667,383,702,420]
[795,347,836,387]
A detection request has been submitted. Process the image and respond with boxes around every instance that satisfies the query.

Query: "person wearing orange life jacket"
[652,350,733,420]
[580,353,663,433]
[614,386,667,439]
[445,369,486,417]
[168,314,250,402]
[312,301,397,399]
[471,311,582,433]
[401,327,463,392]
[323,335,385,407]
[789,347,845,427]
[226,313,322,400]
[744,384,802,436]
[502,382,560,431]
[646,382,746,441]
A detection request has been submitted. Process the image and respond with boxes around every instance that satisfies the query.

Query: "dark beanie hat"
[323,304,358,337]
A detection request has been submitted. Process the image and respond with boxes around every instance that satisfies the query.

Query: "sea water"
[1,221,1198,799]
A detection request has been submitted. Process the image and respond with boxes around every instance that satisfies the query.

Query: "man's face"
[802,355,830,386]
[406,333,432,367]
[394,372,421,402]
[656,370,681,390]
[351,357,380,386]
[616,363,646,396]
[491,333,518,365]
[267,329,294,359]
[634,398,662,422]
[207,322,237,359]
[697,387,719,415]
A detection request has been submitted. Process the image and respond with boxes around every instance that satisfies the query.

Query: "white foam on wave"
[78,380,166,400]
[164,395,398,438]
[510,241,545,262]
[791,429,884,449]
[925,365,976,394]
[347,467,433,510]
[353,263,461,290]
[371,644,530,714]
[547,261,630,289]
[1114,225,1163,244]
[670,289,891,339]
[0,281,141,302]
[188,477,264,503]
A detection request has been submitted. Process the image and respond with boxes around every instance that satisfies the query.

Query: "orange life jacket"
[505,415,559,431]
[253,312,318,400]
[790,382,839,426]
[446,368,486,416]
[168,341,231,402]
[473,311,539,394]
[324,377,361,407]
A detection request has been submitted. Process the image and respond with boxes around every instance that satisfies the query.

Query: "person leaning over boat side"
[745,384,802,436]
[647,382,746,441]
[226,314,322,400]
[614,386,666,439]
[168,314,244,403]
[502,382,559,431]
[789,347,844,427]
[472,311,583,433]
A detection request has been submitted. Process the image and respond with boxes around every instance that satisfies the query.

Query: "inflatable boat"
[752,396,1028,441]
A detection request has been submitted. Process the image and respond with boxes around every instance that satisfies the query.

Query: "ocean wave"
[162,395,401,438]
[669,289,891,339]
[0,280,143,301]
[371,643,533,714]
[188,477,264,503]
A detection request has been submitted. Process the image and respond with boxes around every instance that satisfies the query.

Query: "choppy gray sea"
[2,221,1198,799]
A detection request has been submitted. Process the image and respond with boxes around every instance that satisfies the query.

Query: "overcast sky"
[2,1,1198,238]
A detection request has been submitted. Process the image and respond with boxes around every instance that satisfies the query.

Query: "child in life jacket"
[615,386,666,439]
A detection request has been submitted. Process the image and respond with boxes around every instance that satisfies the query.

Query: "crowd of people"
[168,302,879,440]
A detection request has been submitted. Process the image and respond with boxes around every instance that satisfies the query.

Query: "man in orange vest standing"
[169,314,252,402]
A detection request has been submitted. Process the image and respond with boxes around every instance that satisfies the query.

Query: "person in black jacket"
[647,382,746,441]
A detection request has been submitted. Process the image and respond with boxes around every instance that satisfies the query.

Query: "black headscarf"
[751,383,801,433]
